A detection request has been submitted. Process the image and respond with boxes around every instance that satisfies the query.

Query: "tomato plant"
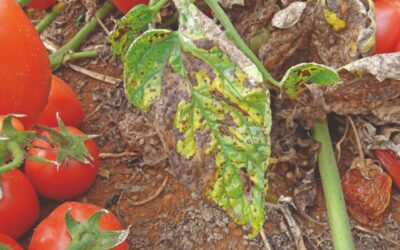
[112,0,148,13]
[0,0,51,128]
[37,75,84,128]
[27,0,56,10]
[0,115,24,132]
[374,0,400,54]
[29,202,129,250]
[0,169,39,239]
[0,233,23,250]
[25,126,99,200]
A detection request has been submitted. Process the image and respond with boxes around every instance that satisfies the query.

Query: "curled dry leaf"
[218,0,245,8]
[271,2,306,29]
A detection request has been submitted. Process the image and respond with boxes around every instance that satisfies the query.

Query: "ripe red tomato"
[25,127,99,200]
[0,115,24,132]
[374,0,400,54]
[396,41,400,52]
[27,0,56,10]
[29,202,128,250]
[0,169,39,239]
[37,75,84,128]
[0,0,51,129]
[0,233,23,250]
[112,0,149,13]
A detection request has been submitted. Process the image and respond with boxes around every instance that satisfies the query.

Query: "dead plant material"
[128,176,168,206]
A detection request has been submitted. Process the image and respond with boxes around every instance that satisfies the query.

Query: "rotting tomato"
[0,233,23,250]
[112,0,148,13]
[29,202,129,250]
[25,126,99,200]
[27,0,57,10]
[37,75,84,128]
[373,149,400,188]
[0,0,51,129]
[374,0,400,54]
[0,115,24,132]
[0,169,40,239]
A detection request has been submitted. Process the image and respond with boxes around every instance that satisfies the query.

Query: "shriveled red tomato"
[0,169,40,239]
[25,126,99,200]
[0,115,24,132]
[0,233,23,250]
[37,75,84,128]
[27,0,56,10]
[374,0,400,54]
[29,202,128,250]
[112,0,148,13]
[0,0,51,128]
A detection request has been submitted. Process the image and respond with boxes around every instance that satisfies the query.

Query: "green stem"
[150,0,169,12]
[35,2,67,33]
[204,0,280,88]
[49,1,115,69]
[311,119,355,250]
[0,142,24,174]
[53,50,98,67]
[17,0,30,7]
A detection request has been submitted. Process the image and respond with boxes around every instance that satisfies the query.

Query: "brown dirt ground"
[20,1,400,249]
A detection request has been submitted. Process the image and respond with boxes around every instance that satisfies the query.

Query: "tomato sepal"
[0,243,11,250]
[0,115,36,172]
[34,114,94,166]
[65,209,129,250]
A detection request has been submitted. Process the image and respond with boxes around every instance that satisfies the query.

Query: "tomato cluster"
[0,1,128,248]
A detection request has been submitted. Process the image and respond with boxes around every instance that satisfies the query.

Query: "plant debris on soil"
[22,1,400,249]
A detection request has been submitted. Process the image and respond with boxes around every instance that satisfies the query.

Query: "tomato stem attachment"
[204,0,280,89]
[35,2,67,33]
[0,141,24,175]
[49,1,115,69]
[17,0,30,8]
[311,119,355,250]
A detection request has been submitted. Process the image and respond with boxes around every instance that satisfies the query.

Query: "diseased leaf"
[109,4,156,57]
[323,8,346,31]
[123,29,182,110]
[281,63,339,99]
[171,1,271,238]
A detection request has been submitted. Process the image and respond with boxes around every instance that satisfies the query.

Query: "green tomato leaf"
[108,4,156,57]
[281,63,340,99]
[124,29,183,110]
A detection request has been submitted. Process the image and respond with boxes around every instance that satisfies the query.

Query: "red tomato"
[0,169,40,239]
[0,115,24,132]
[396,41,400,52]
[0,233,23,250]
[374,0,400,54]
[37,75,84,128]
[29,202,128,250]
[25,127,99,200]
[0,0,51,128]
[112,0,149,13]
[27,0,56,10]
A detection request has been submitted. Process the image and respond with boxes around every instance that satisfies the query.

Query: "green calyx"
[33,115,93,166]
[0,243,11,250]
[65,209,129,250]
[0,115,36,174]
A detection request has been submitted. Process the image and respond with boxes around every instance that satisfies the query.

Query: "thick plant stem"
[204,0,280,88]
[49,1,115,69]
[311,119,355,250]
[36,2,67,33]
[0,142,24,174]
[50,50,98,68]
